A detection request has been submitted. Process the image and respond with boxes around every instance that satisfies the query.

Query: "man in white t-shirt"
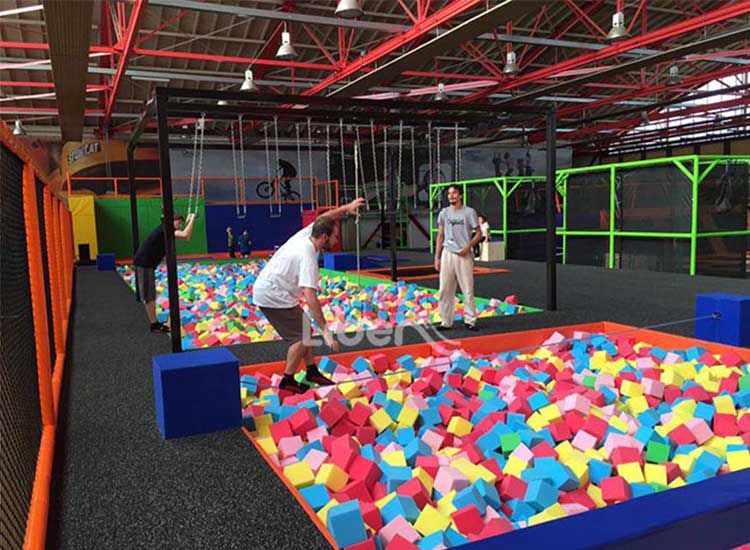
[254,198,365,394]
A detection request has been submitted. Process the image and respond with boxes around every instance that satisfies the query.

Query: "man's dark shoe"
[280,376,310,395]
[464,323,479,332]
[306,366,334,386]
[150,322,170,334]
[436,324,453,332]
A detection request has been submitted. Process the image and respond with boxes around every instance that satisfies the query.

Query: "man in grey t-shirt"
[434,184,481,330]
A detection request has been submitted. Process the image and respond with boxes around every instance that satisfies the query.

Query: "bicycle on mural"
[256,158,301,201]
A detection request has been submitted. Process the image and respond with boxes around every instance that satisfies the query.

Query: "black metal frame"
[128,87,558,353]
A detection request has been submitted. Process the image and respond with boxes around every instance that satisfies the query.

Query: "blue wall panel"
[205,203,314,252]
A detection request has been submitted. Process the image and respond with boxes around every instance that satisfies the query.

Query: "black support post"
[545,111,557,311]
[155,92,183,353]
[127,145,141,302]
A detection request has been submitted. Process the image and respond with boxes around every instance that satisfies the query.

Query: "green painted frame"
[556,155,750,275]
[428,176,553,256]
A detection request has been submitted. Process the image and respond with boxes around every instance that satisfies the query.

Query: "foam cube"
[283,460,315,489]
[327,500,368,548]
[315,463,349,491]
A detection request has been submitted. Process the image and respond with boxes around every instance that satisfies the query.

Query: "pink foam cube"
[509,443,534,463]
[306,426,329,443]
[642,378,665,398]
[571,430,598,452]
[433,466,470,496]
[280,456,299,467]
[302,448,328,473]
[636,357,655,370]
[421,430,445,453]
[562,394,591,414]
[277,436,304,458]
[686,418,713,444]
[379,516,420,546]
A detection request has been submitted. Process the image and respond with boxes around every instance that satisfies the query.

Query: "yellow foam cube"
[317,498,339,525]
[447,416,472,437]
[644,463,667,486]
[563,456,589,488]
[375,492,397,510]
[382,451,407,467]
[620,380,644,398]
[726,451,750,472]
[713,395,736,415]
[673,454,696,477]
[587,484,607,508]
[437,490,457,517]
[397,406,419,428]
[503,456,528,478]
[414,504,451,536]
[555,441,575,460]
[527,412,550,432]
[539,403,563,423]
[548,356,565,372]
[256,437,278,456]
[284,461,315,489]
[672,399,697,422]
[660,368,684,387]
[466,366,483,381]
[386,389,404,404]
[617,462,645,484]
[528,503,568,527]
[668,477,687,489]
[315,463,349,491]
[413,467,435,495]
[339,381,361,399]
[608,415,630,434]
[675,362,697,381]
[626,396,649,416]
[370,408,393,433]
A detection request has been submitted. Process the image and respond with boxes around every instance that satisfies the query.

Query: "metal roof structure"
[1,0,749,152]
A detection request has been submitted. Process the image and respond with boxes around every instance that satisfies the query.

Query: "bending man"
[253,198,365,394]
[434,184,481,331]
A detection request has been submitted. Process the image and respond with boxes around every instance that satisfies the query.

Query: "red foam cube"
[320,399,349,428]
[471,518,514,541]
[345,538,377,550]
[370,353,389,374]
[385,535,419,550]
[582,415,608,442]
[360,500,383,531]
[610,447,644,467]
[269,419,294,444]
[500,475,527,501]
[452,505,484,535]
[415,455,439,479]
[668,424,696,446]
[349,402,372,427]
[714,413,739,437]
[349,456,382,488]
[600,476,631,503]
[549,421,573,443]
[396,477,430,510]
[289,408,317,436]
[355,426,377,446]
[331,418,357,437]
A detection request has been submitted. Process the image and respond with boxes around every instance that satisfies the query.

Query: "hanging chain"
[238,114,246,218]
[325,125,331,185]
[396,120,404,206]
[263,122,273,216]
[339,118,347,201]
[193,113,205,215]
[411,126,417,209]
[427,120,433,185]
[355,125,369,211]
[370,119,381,211]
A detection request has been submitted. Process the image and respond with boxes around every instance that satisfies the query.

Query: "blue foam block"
[96,253,116,271]
[299,484,330,511]
[326,500,367,548]
[696,293,750,347]
[152,347,241,439]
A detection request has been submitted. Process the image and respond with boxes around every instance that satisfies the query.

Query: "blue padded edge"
[454,470,750,550]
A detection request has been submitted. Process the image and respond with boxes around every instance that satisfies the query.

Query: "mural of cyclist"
[278,158,297,194]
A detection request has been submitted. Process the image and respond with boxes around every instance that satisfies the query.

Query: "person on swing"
[253,198,365,394]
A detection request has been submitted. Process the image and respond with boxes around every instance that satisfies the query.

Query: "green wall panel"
[95,197,208,259]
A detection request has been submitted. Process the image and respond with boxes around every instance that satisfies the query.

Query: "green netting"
[95,197,208,259]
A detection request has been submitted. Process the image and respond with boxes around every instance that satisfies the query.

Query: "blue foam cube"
[524,479,558,512]
[96,252,116,271]
[696,293,750,347]
[299,484,330,511]
[381,495,420,523]
[152,347,241,439]
[453,485,487,515]
[326,500,367,548]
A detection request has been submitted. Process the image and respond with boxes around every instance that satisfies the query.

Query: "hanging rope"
[383,126,389,207]
[411,126,417,209]
[370,119,382,211]
[354,131,362,287]
[396,120,404,207]
[295,122,303,214]
[436,126,442,184]
[355,125,369,211]
[187,113,205,216]
[306,117,314,209]
[272,115,282,217]
[454,122,460,181]
[263,121,273,217]
[339,118,347,202]
[427,120,434,186]
[237,114,247,219]
[325,125,331,209]
[230,120,240,218]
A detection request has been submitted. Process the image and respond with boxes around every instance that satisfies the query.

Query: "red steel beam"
[302,0,483,96]
[461,1,750,102]
[103,0,148,128]
[0,107,105,115]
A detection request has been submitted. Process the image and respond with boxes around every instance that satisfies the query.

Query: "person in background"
[238,229,252,258]
[134,213,197,333]
[226,226,235,258]
[434,184,481,331]
[253,198,365,394]
[474,214,490,260]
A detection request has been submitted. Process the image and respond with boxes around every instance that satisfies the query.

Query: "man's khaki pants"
[437,249,476,328]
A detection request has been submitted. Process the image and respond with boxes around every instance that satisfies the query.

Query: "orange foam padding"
[353,265,510,282]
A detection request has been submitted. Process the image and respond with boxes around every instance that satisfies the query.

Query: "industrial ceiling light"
[607,11,629,42]
[276,26,297,61]
[503,51,519,75]
[666,65,682,86]
[241,69,258,92]
[12,119,26,136]
[217,99,229,106]
[434,82,448,102]
[335,0,363,19]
